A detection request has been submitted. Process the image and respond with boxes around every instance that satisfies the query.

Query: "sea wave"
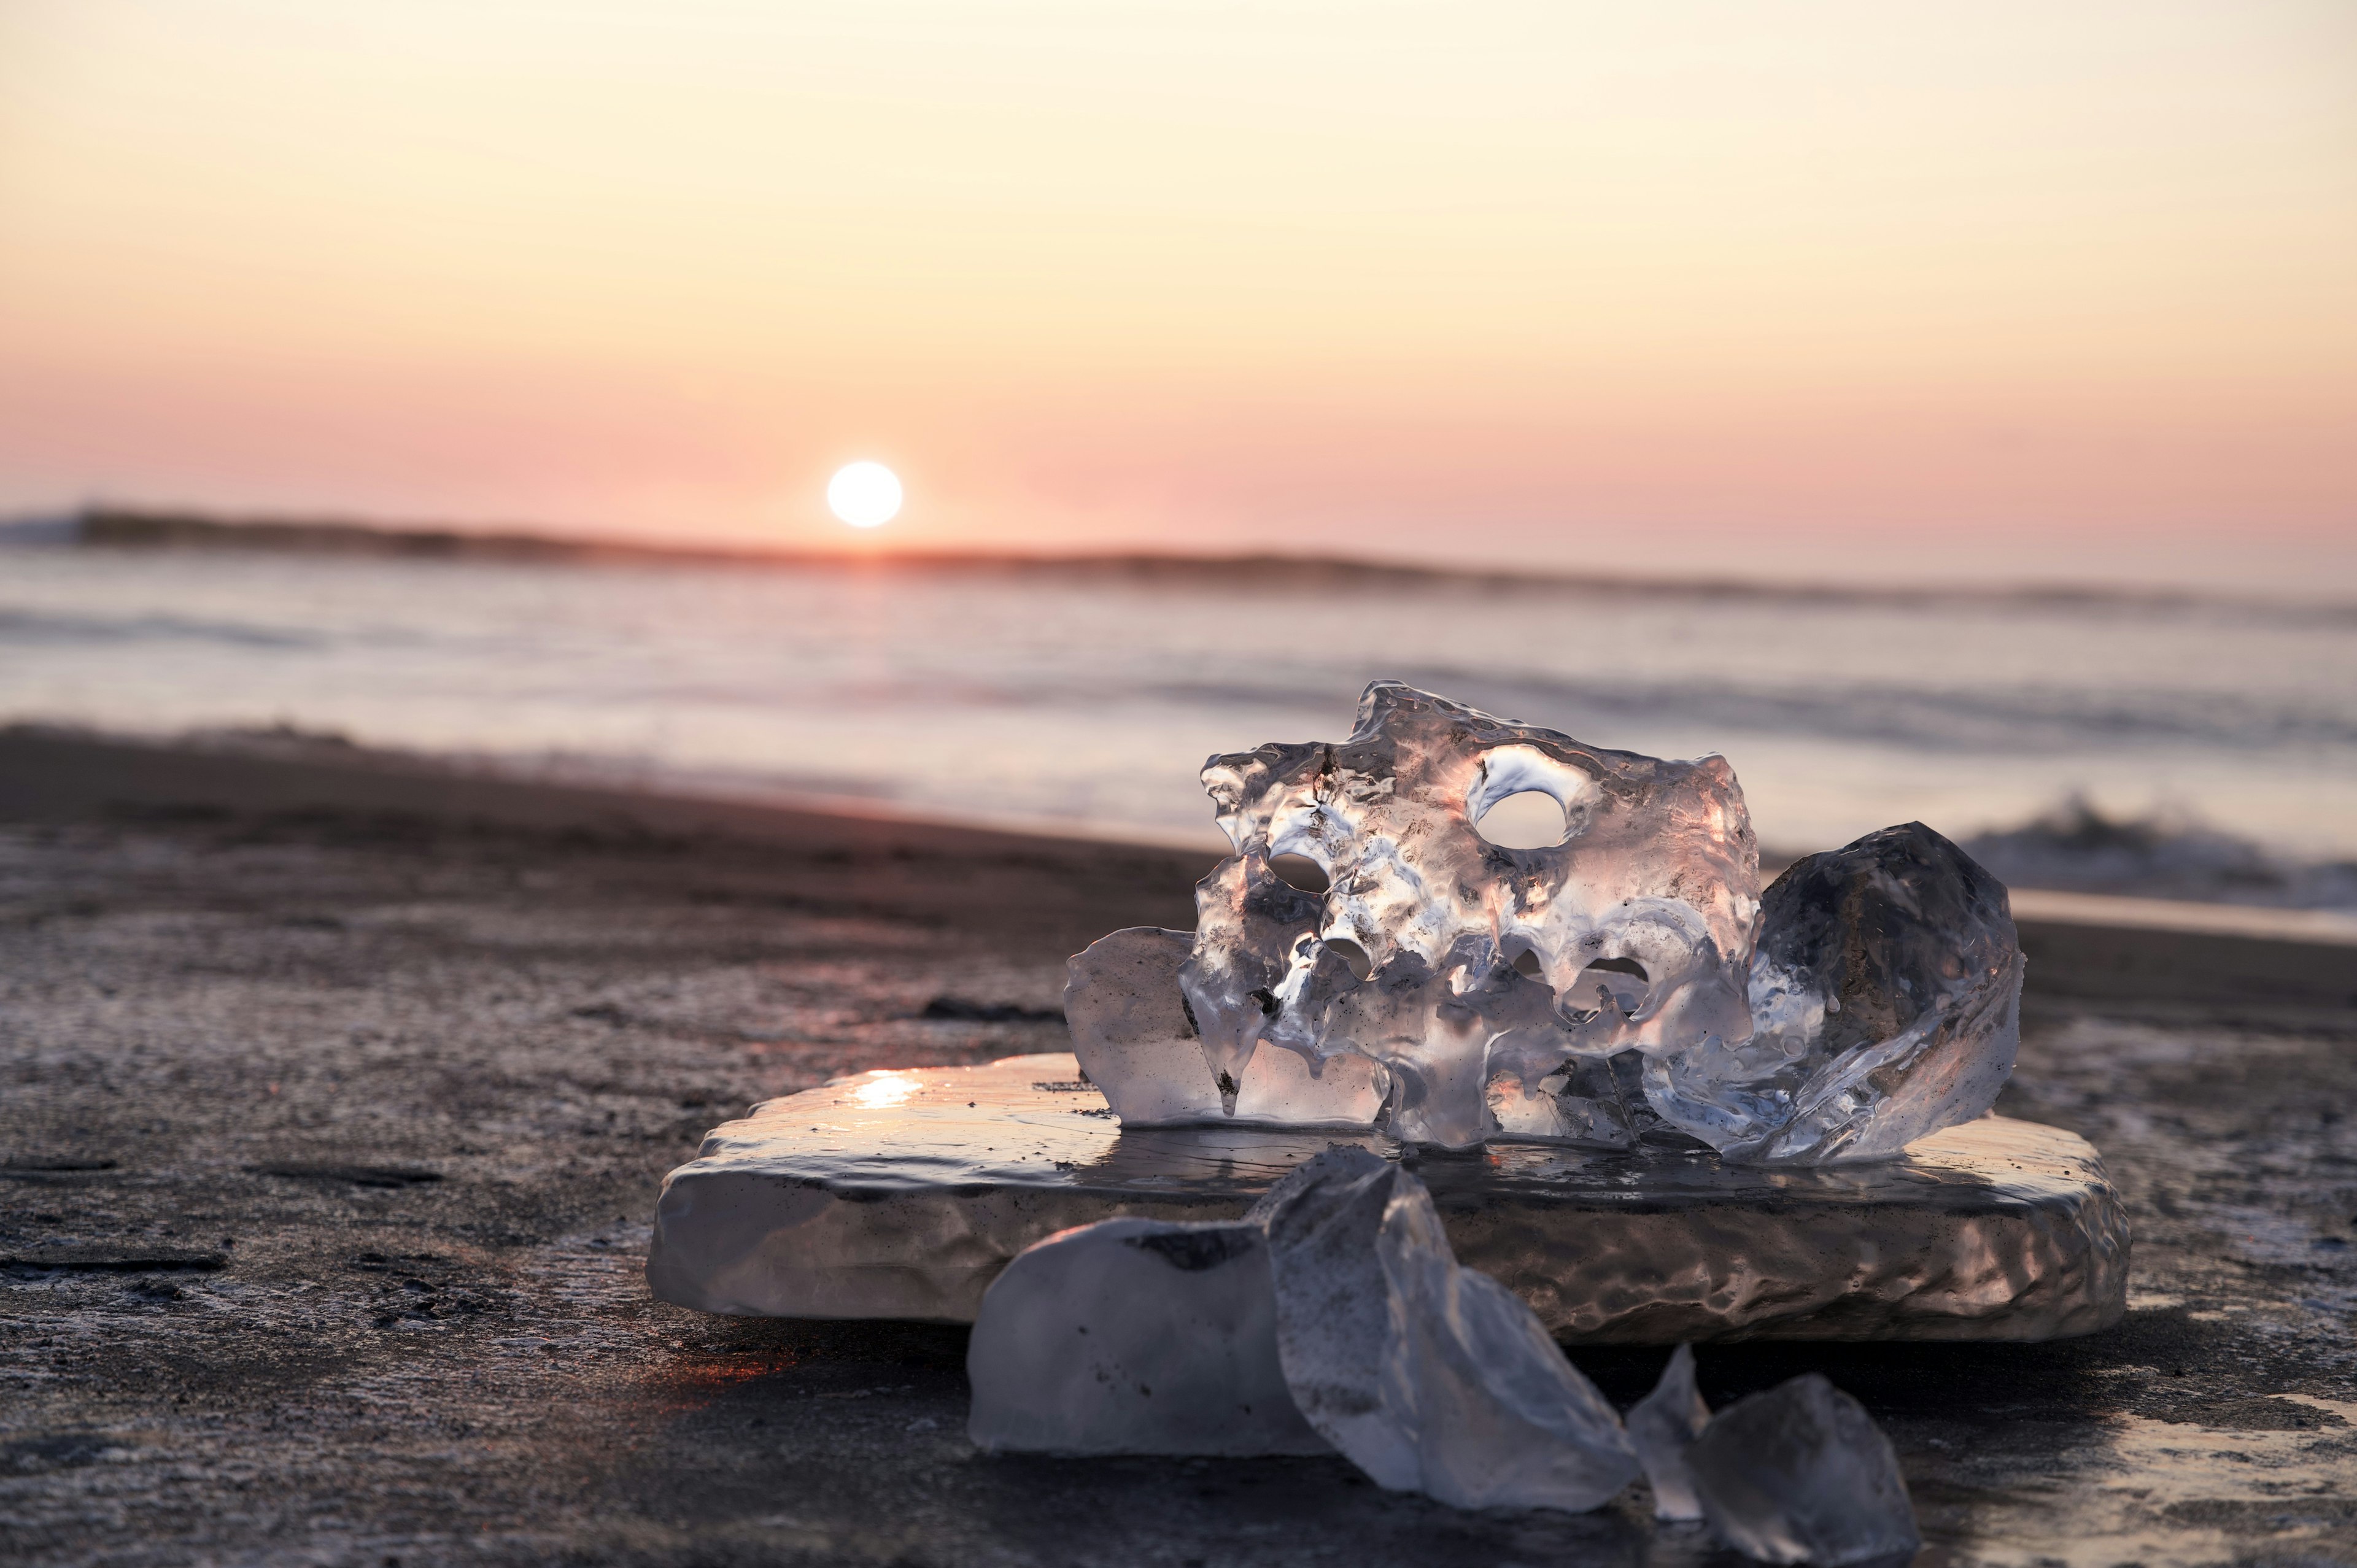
[1962,798,2357,913]
[25,505,2356,625]
[0,607,325,651]
[1377,668,2357,755]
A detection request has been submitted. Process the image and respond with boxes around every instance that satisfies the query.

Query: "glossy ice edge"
[647,1054,2128,1343]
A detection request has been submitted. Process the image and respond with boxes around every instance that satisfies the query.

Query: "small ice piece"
[1646,821,2024,1163]
[966,1216,1328,1456]
[1174,681,1762,1149]
[1252,1146,1639,1511]
[1064,927,1388,1127]
[1686,1373,1920,1566]
[1627,1343,1711,1521]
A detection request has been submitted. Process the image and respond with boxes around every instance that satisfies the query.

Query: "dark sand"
[2,730,2351,1567]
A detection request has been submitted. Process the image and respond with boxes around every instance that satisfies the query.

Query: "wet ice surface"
[2,801,2354,1568]
[649,1054,2127,1339]
[965,1218,1326,1456]
[1628,1342,1712,1520]
[1253,1148,1639,1511]
[1077,683,2026,1162]
[1687,1373,1921,1566]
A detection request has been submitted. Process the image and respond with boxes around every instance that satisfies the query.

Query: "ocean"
[5,539,2355,907]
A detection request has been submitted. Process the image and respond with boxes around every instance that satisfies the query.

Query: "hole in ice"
[1325,937,1375,981]
[1269,854,1330,893]
[1511,949,1545,979]
[1571,959,1649,1016]
[1473,790,1566,849]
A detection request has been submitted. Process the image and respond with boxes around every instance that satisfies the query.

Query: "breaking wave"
[1962,798,2357,913]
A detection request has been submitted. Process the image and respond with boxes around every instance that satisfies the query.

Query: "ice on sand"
[1628,1342,1712,1521]
[1252,1147,1639,1510]
[965,1216,1327,1456]
[1686,1373,1922,1566]
[964,1163,1921,1555]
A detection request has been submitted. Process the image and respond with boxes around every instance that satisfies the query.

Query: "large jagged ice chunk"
[1065,927,1388,1126]
[1627,1343,1711,1521]
[1646,821,2024,1164]
[1064,688,2026,1165]
[1252,1147,1639,1510]
[1178,682,1760,1148]
[966,1216,1328,1456]
[1686,1373,1920,1566]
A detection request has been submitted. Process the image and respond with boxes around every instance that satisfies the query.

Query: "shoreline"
[6,724,2351,1016]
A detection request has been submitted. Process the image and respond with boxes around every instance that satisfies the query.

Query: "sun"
[827,462,903,529]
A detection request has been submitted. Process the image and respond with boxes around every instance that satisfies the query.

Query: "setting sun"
[827,462,903,530]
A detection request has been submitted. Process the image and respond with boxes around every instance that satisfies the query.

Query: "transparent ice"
[1686,1373,1921,1566]
[1066,682,2024,1164]
[1646,821,2024,1163]
[1177,681,1760,1148]
[1249,1147,1640,1511]
[965,1216,1328,1456]
[1628,1343,1712,1521]
[1065,926,1386,1126]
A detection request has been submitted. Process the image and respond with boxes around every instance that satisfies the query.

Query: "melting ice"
[1067,681,2024,1162]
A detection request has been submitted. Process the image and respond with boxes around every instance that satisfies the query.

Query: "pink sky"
[3,1,2353,592]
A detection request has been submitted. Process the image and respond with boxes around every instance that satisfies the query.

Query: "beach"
[2,728,2351,1566]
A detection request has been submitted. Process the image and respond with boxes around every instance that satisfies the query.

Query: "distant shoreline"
[2,722,2350,1013]
[14,504,2351,619]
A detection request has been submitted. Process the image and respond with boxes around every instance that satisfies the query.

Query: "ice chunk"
[1175,681,1761,1148]
[1686,1373,1919,1566]
[966,1216,1328,1456]
[1627,1343,1711,1521]
[1064,927,1388,1127]
[1646,822,2024,1163]
[1064,689,2024,1165]
[1252,1146,1639,1510]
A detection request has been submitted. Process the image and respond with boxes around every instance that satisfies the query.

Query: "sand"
[2,728,2352,1567]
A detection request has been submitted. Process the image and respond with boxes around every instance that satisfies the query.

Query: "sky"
[2,1,2353,592]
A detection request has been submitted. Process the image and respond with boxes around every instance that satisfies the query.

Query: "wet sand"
[2,729,2351,1567]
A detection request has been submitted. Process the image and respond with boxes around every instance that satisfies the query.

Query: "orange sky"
[2,1,2353,590]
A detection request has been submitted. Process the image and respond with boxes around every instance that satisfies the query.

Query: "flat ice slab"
[648,1054,2127,1343]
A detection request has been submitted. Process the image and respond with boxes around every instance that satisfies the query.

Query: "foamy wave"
[1963,798,2357,913]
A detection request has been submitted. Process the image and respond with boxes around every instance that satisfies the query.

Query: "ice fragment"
[1627,1342,1713,1520]
[1686,1373,1920,1566]
[1065,927,1388,1126]
[966,1216,1328,1455]
[1646,822,2024,1163]
[1252,1146,1639,1510]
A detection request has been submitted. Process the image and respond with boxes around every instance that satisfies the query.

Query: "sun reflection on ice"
[850,1072,920,1110]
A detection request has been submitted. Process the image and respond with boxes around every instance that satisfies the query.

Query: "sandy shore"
[2,729,2352,1566]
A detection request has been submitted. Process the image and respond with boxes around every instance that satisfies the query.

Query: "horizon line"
[7,502,2353,619]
